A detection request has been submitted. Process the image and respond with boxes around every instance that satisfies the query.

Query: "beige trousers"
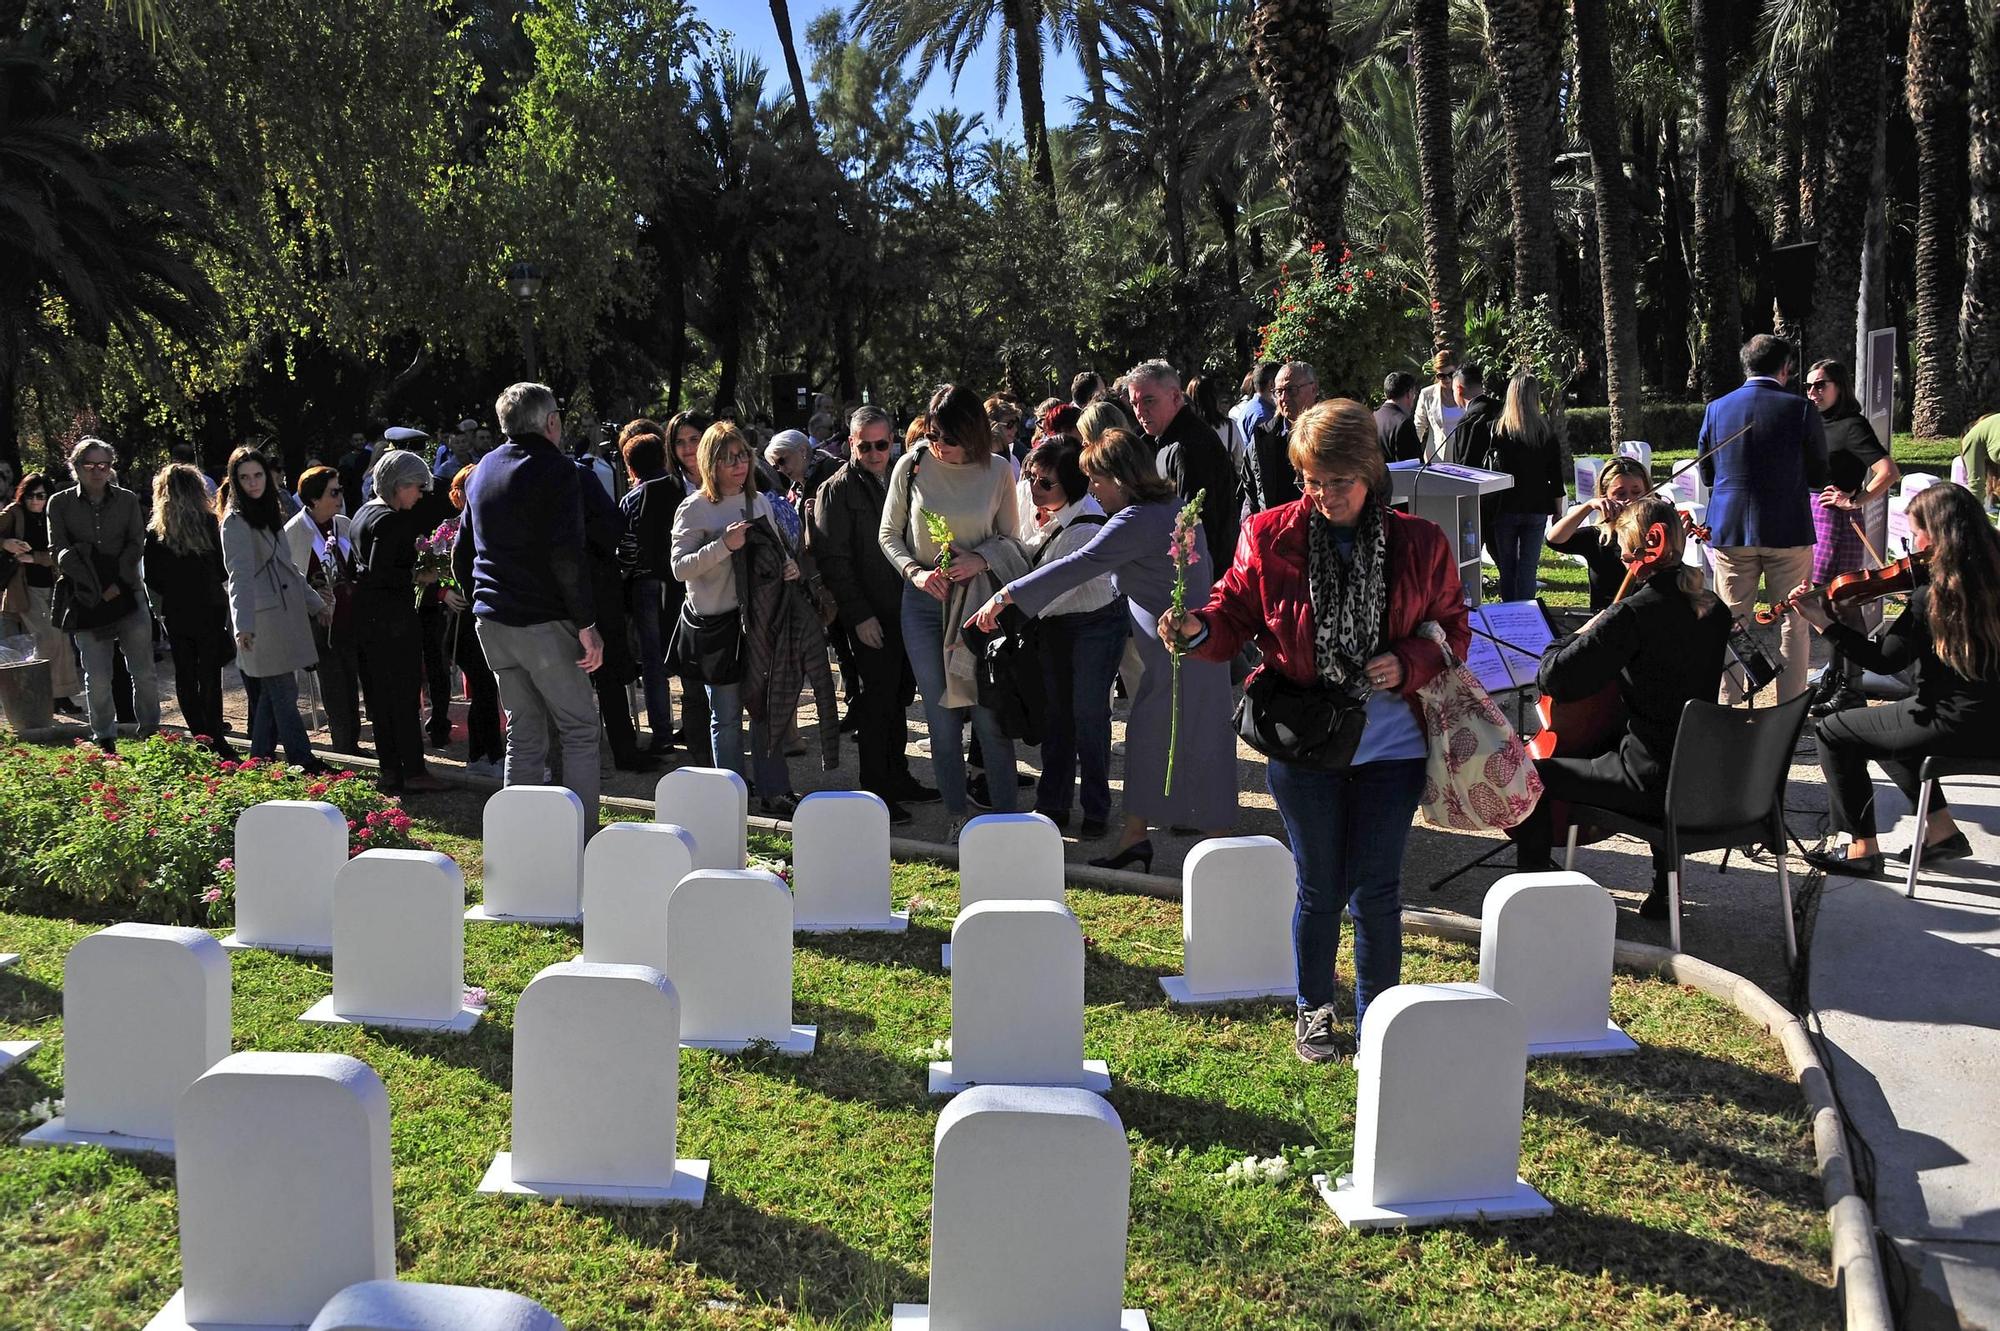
[1708,544,1815,704]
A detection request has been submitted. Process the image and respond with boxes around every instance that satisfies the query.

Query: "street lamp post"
[505,262,544,380]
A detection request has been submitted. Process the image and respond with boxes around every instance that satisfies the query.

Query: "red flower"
[1364,269,1375,278]
[1341,247,1352,262]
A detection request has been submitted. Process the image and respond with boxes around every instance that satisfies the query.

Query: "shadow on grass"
[603,1188,922,1318]
[359,1020,514,1087]
[1109,1081,1312,1156]
[732,1018,932,1111]
[0,967,61,1025]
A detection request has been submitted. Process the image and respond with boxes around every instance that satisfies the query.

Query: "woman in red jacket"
[1161,399,1468,1063]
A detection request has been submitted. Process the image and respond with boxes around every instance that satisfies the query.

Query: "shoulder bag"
[666,494,751,685]
[1413,621,1543,831]
[1232,666,1369,772]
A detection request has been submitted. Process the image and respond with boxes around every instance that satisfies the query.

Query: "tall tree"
[1410,0,1463,360]
[1806,0,1886,373]
[1907,0,1970,435]
[1483,0,1564,315]
[1963,0,2000,414]
[1689,0,1743,397]
[1572,0,1639,439]
[770,0,817,136]
[1246,0,1350,253]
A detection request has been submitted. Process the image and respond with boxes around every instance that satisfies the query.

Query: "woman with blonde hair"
[1481,371,1564,602]
[1155,399,1468,1063]
[0,473,84,712]
[1076,398,1136,446]
[142,465,232,753]
[219,447,329,771]
[968,428,1237,865]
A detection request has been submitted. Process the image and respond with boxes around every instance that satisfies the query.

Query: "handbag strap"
[1029,511,1106,570]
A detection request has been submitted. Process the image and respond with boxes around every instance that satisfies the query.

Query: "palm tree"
[849,0,1069,196]
[1482,0,1564,315]
[1907,0,1970,436]
[1689,0,1742,398]
[914,108,988,201]
[1806,0,1887,374]
[1411,0,1463,359]
[686,53,782,413]
[770,0,818,138]
[1246,0,1351,253]
[1572,0,1640,439]
[1962,1,2000,413]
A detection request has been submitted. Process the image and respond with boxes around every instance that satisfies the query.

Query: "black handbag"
[668,603,744,685]
[1232,666,1369,772]
[966,605,1045,745]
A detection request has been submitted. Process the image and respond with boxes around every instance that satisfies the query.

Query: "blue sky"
[690,0,1087,136]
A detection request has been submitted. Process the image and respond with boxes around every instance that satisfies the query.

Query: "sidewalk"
[1808,771,2000,1329]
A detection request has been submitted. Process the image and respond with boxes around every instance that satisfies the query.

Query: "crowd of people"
[2,331,1995,1066]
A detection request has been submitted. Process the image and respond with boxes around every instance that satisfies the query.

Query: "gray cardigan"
[222,510,324,678]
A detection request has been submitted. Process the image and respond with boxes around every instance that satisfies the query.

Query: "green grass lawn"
[0,798,1833,1329]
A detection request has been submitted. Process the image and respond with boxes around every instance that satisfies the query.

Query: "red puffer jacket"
[1190,500,1471,726]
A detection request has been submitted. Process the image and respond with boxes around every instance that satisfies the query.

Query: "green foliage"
[1258,242,1424,397]
[1460,295,1580,401]
[1566,402,1708,453]
[0,733,420,925]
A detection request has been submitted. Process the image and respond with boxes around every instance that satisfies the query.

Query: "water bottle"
[1462,517,1479,563]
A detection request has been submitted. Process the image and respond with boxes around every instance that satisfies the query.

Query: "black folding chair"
[1564,695,1811,961]
[1903,756,2000,899]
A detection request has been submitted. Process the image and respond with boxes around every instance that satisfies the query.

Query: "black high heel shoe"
[1089,839,1154,873]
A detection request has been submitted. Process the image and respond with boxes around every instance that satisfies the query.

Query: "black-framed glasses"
[1805,379,1831,392]
[1028,474,1061,490]
[854,440,892,454]
[24,490,47,501]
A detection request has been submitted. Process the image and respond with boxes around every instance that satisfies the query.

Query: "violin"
[1754,548,1930,625]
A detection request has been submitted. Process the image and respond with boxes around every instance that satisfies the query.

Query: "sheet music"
[1476,600,1559,691]
[1460,623,1518,694]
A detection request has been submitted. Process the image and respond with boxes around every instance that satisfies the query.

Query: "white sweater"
[670,489,776,615]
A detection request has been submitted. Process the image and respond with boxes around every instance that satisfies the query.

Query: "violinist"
[1511,497,1734,919]
[1794,483,2000,876]
[1545,457,1651,611]
[1803,359,1899,718]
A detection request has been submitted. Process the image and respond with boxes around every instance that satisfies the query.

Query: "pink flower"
[215,857,234,873]
[200,887,223,904]
[464,986,488,1008]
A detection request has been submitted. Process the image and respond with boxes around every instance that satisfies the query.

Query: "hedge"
[1564,403,1707,455]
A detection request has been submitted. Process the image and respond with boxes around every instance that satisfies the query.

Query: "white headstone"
[1316,983,1551,1229]
[581,822,695,972]
[479,961,707,1206]
[1159,836,1297,1004]
[0,952,32,1073]
[146,1052,394,1331]
[944,813,1065,968]
[654,767,748,870]
[1479,872,1637,1057]
[892,1084,1148,1331]
[0,951,17,968]
[300,850,482,1034]
[222,800,349,955]
[24,923,229,1156]
[308,1281,564,1331]
[930,900,1108,1095]
[792,791,908,933]
[664,869,815,1055]
[468,786,585,924]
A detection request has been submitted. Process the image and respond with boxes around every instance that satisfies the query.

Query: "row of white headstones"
[1,765,1640,1331]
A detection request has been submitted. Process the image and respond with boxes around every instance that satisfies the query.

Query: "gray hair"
[495,382,559,439]
[1126,358,1181,391]
[370,448,433,499]
[848,405,891,438]
[764,429,811,465]
[68,436,118,476]
[1280,360,1318,385]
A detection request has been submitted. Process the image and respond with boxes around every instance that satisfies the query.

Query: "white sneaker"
[464,759,503,782]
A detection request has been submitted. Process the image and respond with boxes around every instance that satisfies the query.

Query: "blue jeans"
[1267,756,1427,1031]
[1488,511,1547,603]
[1035,600,1128,822]
[242,671,316,765]
[630,577,673,740]
[704,680,790,795]
[901,583,1016,817]
[75,604,161,742]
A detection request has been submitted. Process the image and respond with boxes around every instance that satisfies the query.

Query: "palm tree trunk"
[1006,0,1057,197]
[1484,0,1565,314]
[1962,2,2000,412]
[1573,0,1640,440]
[1658,115,1696,396]
[1908,0,1971,436]
[769,0,815,138]
[1076,0,1112,143]
[1247,0,1349,253]
[1690,0,1742,399]
[1411,0,1463,360]
[1807,0,1887,373]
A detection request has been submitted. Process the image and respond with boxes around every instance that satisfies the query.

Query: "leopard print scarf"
[1306,500,1389,691]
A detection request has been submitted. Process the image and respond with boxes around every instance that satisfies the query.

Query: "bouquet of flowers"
[1164,490,1204,797]
[924,511,956,624]
[414,518,460,609]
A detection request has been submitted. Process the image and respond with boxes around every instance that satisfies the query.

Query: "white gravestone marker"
[300,850,482,1034]
[24,923,229,1156]
[792,791,908,933]
[1316,982,1552,1229]
[892,1084,1148,1331]
[479,960,708,1206]
[308,1281,564,1331]
[221,800,349,955]
[930,900,1109,1095]
[0,949,40,1073]
[1159,836,1297,1004]
[145,1052,394,1331]
[1480,872,1637,1058]
[581,821,695,971]
[467,786,585,924]
[664,869,816,1055]
[654,767,748,870]
[943,812,1065,968]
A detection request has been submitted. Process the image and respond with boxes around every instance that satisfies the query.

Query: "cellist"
[1793,482,2000,876]
[1510,496,1733,919]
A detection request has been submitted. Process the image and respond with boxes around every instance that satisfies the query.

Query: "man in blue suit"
[1698,334,1830,703]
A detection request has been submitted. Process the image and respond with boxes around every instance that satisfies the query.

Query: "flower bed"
[0,731,423,926]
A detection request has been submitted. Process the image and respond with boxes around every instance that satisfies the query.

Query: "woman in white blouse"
[284,466,361,754]
[1017,442,1126,837]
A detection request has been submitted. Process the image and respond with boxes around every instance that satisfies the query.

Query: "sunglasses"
[1805,379,1831,392]
[854,440,892,454]
[1029,474,1061,490]
[25,491,47,501]
[79,461,112,471]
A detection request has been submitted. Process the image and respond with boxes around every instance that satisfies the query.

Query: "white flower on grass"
[912,1036,952,1062]
[26,1097,62,1125]
[1217,1146,1321,1185]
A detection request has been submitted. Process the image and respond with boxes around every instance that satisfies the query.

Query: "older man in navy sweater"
[1698,334,1830,704]
[453,382,606,829]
